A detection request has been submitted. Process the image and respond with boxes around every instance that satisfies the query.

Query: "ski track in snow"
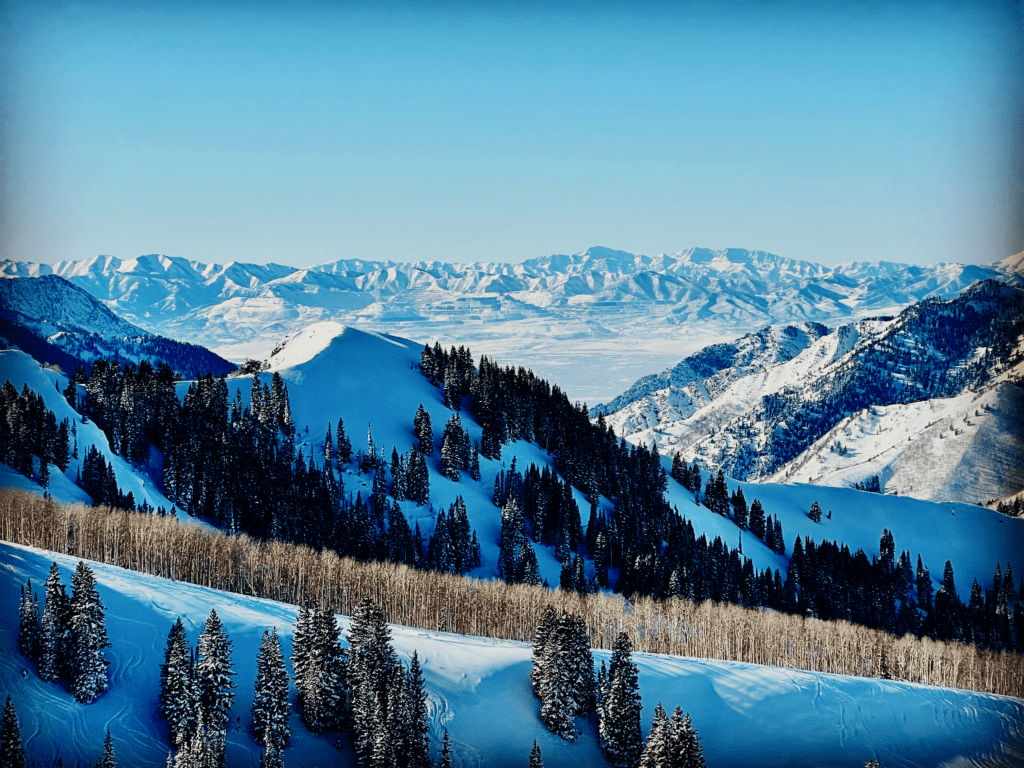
[3,542,1023,767]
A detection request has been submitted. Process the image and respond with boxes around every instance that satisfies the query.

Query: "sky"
[1,0,1021,269]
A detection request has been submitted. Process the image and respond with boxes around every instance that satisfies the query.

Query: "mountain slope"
[599,281,1024,503]
[0,274,234,378]
[3,540,1022,768]
[3,247,1017,403]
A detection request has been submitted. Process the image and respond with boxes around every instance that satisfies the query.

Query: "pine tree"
[196,610,234,767]
[161,618,200,745]
[40,561,70,681]
[102,729,116,768]
[252,628,290,752]
[0,695,26,768]
[638,703,671,768]
[68,560,110,703]
[599,633,643,768]
[337,418,353,465]
[405,652,432,768]
[17,579,41,662]
[438,730,453,768]
[809,500,822,523]
[731,488,748,530]
[748,498,765,541]
[414,405,434,456]
[528,740,543,768]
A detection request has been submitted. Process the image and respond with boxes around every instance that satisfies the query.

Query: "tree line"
[2,489,1021,698]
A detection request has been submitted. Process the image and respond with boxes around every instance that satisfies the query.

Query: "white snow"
[3,541,1022,768]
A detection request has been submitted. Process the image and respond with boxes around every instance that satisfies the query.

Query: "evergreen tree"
[161,617,200,745]
[40,561,71,682]
[731,488,748,530]
[102,729,116,768]
[809,500,822,524]
[196,610,234,767]
[638,703,671,768]
[599,633,643,768]
[17,579,41,662]
[748,498,766,540]
[438,730,453,768]
[528,740,543,768]
[68,560,110,703]
[405,652,432,768]
[252,628,290,752]
[0,695,26,768]
[337,418,353,465]
[414,406,434,456]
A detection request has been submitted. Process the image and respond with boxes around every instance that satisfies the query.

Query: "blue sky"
[1,0,1021,267]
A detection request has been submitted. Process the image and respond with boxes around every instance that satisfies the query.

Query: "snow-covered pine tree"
[599,632,643,768]
[160,617,200,746]
[809,500,822,523]
[731,487,748,530]
[68,560,110,703]
[196,610,234,767]
[671,710,705,768]
[405,651,431,768]
[528,740,543,768]
[414,405,433,456]
[748,498,765,540]
[638,703,670,768]
[438,730,453,768]
[337,417,353,465]
[0,695,26,768]
[439,414,464,481]
[17,579,41,662]
[252,628,290,752]
[101,729,116,768]
[40,561,70,681]
[531,606,558,696]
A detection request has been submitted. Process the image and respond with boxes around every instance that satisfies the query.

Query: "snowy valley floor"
[2,542,1023,768]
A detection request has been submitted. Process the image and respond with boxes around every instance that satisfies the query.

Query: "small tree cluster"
[292,605,347,733]
[345,598,431,768]
[498,498,541,585]
[160,610,234,767]
[531,607,596,741]
[22,561,109,703]
[426,496,481,575]
[0,695,26,768]
[0,380,72,487]
[638,704,705,768]
[438,413,472,482]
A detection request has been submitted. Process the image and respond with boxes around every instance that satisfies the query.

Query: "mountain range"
[3,247,1020,403]
[596,280,1024,505]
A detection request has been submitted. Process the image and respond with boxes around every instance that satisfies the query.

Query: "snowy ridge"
[600,281,1024,503]
[3,540,1023,767]
[0,274,233,378]
[2,247,1011,402]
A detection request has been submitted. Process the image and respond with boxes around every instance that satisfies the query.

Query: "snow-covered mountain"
[0,274,234,378]
[5,541,1023,768]
[597,281,1024,504]
[3,247,1018,403]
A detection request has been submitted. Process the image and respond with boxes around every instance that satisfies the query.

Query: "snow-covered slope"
[2,247,1013,403]
[0,348,178,514]
[599,281,1024,504]
[7,320,1022,603]
[3,540,1022,768]
[0,274,233,378]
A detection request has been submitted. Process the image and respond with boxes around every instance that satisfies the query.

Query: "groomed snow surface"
[2,542,1023,768]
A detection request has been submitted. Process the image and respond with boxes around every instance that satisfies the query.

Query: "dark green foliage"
[0,695,26,768]
[0,381,71,485]
[160,617,200,746]
[17,579,40,662]
[252,628,290,752]
[532,610,596,741]
[68,560,110,703]
[599,633,643,768]
[809,501,822,523]
[528,740,543,768]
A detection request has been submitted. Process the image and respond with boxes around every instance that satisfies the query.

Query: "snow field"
[2,541,1023,767]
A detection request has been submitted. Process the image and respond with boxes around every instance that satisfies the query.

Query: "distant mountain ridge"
[2,246,1020,402]
[599,280,1024,504]
[0,274,234,378]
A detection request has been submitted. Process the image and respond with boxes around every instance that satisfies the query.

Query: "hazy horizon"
[2,0,1021,269]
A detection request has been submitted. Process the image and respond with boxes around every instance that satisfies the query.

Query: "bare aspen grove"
[2,488,1021,699]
